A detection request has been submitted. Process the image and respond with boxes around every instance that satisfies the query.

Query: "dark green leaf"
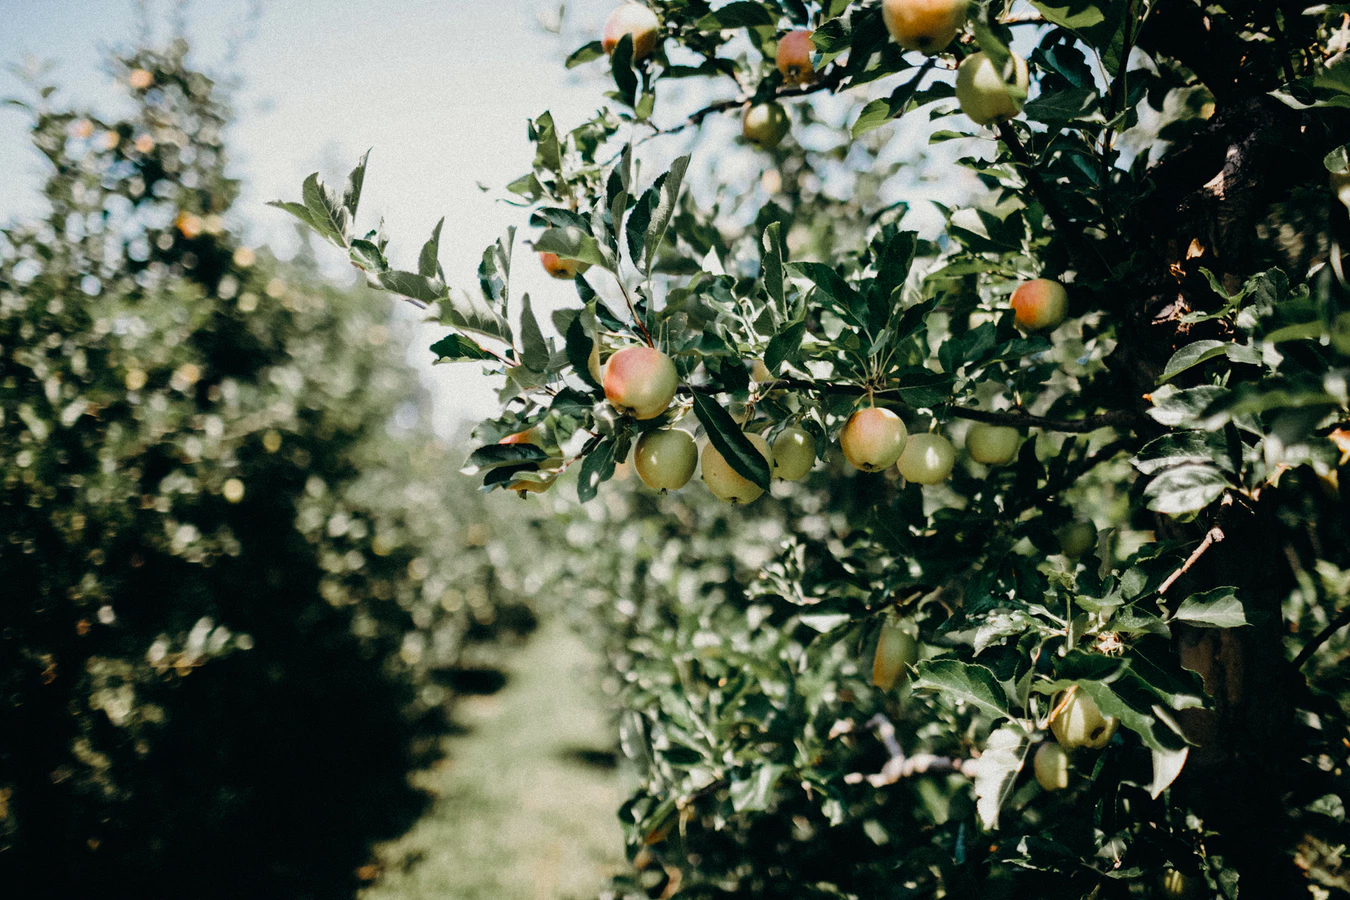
[692,393,771,490]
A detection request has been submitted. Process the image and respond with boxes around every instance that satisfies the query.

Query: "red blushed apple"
[603,3,661,60]
[882,0,970,54]
[955,50,1030,125]
[776,30,816,86]
[603,346,679,420]
[743,102,790,150]
[1011,278,1068,332]
[539,251,590,280]
[840,408,907,472]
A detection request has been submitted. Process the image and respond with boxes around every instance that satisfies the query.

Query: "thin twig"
[1292,606,1350,669]
[853,714,978,786]
[1157,526,1226,596]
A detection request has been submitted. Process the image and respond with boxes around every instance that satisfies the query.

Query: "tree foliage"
[282,1,1350,896]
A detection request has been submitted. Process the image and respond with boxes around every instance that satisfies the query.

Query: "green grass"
[361,618,626,900]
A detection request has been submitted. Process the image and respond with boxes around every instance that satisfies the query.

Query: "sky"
[0,0,980,437]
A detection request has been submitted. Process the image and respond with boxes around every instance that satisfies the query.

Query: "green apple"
[897,433,955,484]
[743,102,790,149]
[1033,742,1070,791]
[1050,688,1119,750]
[1058,521,1096,558]
[955,50,1030,125]
[701,434,772,504]
[872,620,918,690]
[634,429,697,492]
[965,422,1020,465]
[772,427,815,481]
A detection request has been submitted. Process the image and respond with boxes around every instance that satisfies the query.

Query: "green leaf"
[1173,587,1248,629]
[430,333,493,363]
[566,40,605,68]
[912,659,1010,722]
[762,222,785,313]
[696,2,774,29]
[765,320,806,374]
[1142,464,1228,515]
[342,149,370,218]
[1159,340,1229,383]
[348,238,387,273]
[1148,745,1189,799]
[1134,431,1233,476]
[518,293,549,371]
[302,171,351,246]
[372,269,446,305]
[1031,0,1106,32]
[535,226,611,270]
[691,393,771,490]
[268,200,322,235]
[462,443,548,474]
[610,34,638,109]
[1146,384,1230,428]
[643,156,690,279]
[975,725,1029,830]
[730,764,787,813]
[531,111,562,176]
[441,288,513,345]
[578,438,619,503]
[419,217,444,279]
[1023,86,1098,124]
[792,262,865,329]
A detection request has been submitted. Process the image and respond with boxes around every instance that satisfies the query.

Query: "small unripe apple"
[776,30,816,86]
[1033,742,1070,791]
[955,50,1030,125]
[1058,521,1096,558]
[965,422,1020,465]
[539,251,590,280]
[882,0,970,54]
[897,432,956,484]
[750,358,773,383]
[634,429,697,492]
[872,620,918,690]
[772,427,815,481]
[1050,688,1119,750]
[840,408,907,472]
[603,3,661,60]
[604,346,679,420]
[701,434,772,504]
[1011,278,1068,332]
[743,102,791,150]
[1159,869,1202,899]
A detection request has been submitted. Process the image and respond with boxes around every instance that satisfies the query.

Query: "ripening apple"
[1011,278,1069,332]
[588,341,604,385]
[897,432,956,484]
[743,102,791,150]
[872,620,918,691]
[750,358,773,383]
[955,50,1030,125]
[840,408,907,472]
[634,429,697,492]
[1033,742,1070,791]
[1058,521,1096,558]
[701,434,772,504]
[602,3,661,60]
[881,0,970,54]
[539,251,590,280]
[965,422,1020,465]
[776,30,816,86]
[1050,688,1119,751]
[772,427,815,481]
[604,346,679,419]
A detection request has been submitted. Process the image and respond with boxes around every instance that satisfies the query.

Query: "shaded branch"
[1158,525,1226,596]
[1292,605,1350,670]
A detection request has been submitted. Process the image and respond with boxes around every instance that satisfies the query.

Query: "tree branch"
[850,714,977,786]
[1158,525,1226,596]
[1292,605,1350,669]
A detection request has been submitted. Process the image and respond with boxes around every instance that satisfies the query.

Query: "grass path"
[362,618,626,900]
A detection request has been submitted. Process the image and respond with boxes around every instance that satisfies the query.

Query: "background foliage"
[0,39,538,900]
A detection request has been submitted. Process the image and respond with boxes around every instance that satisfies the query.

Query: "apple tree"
[280,0,1350,895]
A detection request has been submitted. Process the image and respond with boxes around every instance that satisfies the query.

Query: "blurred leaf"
[975,725,1029,830]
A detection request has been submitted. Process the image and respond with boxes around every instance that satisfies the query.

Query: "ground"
[362,617,626,900]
